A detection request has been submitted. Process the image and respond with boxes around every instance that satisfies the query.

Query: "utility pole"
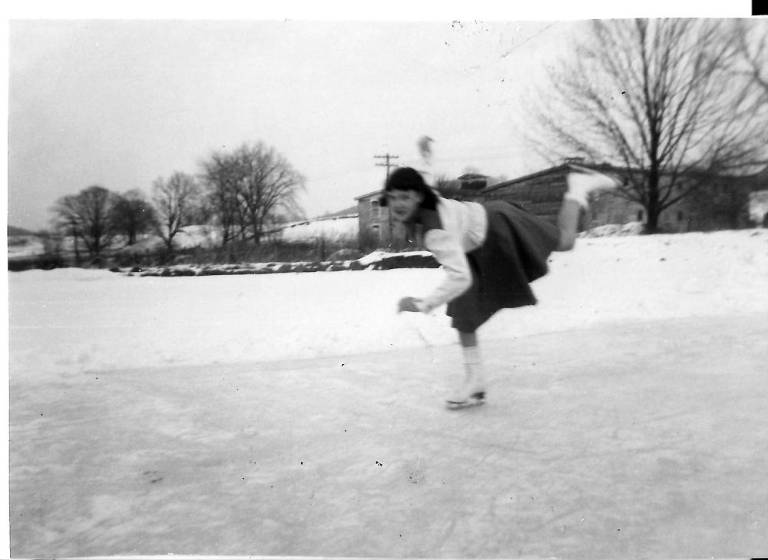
[374,153,399,249]
[374,153,399,180]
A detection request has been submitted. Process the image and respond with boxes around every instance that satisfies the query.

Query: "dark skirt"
[446,200,560,332]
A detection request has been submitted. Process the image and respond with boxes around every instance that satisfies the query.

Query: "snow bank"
[581,221,645,237]
[7,236,47,258]
[7,217,358,263]
[278,215,358,243]
[8,229,768,379]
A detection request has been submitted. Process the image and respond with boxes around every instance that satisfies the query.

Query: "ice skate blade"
[445,392,486,410]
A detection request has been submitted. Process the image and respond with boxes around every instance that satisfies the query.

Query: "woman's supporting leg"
[447,330,486,407]
[459,331,483,392]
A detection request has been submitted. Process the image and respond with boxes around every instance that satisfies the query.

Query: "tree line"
[49,18,768,260]
[51,141,305,259]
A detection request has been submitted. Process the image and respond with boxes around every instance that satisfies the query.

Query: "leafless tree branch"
[526,18,768,232]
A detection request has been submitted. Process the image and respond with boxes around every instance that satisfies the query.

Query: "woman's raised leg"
[556,169,622,251]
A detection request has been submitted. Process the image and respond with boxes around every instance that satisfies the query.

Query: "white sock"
[461,346,485,390]
[564,189,589,208]
[462,344,480,364]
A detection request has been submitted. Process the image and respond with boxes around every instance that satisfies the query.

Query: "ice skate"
[446,391,486,410]
[446,342,486,409]
[445,381,486,410]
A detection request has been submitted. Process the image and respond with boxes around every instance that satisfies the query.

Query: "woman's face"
[385,189,423,222]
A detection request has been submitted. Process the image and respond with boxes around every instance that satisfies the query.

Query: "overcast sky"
[4,2,751,230]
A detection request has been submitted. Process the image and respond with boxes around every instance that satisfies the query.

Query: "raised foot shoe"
[566,167,622,196]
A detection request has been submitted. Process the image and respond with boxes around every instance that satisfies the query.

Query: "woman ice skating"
[386,139,621,409]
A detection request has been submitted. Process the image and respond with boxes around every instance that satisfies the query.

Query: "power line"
[374,153,399,180]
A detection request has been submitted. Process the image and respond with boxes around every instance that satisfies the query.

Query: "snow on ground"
[279,214,358,243]
[7,235,46,259]
[9,229,768,378]
[579,220,645,237]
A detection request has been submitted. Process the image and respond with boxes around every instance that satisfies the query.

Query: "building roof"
[315,205,358,219]
[482,162,597,194]
[355,190,383,201]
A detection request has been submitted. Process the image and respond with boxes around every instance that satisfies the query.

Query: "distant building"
[482,162,582,224]
[355,161,767,251]
[355,190,414,251]
[438,173,491,200]
[484,160,767,232]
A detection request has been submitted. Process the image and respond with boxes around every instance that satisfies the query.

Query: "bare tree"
[202,142,305,245]
[152,172,201,251]
[528,19,768,232]
[51,194,83,262]
[201,151,245,245]
[111,189,157,245]
[732,19,768,101]
[51,185,117,258]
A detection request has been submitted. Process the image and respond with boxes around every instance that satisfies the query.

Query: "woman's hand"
[397,296,422,313]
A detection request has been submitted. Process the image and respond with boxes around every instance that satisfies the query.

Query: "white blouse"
[416,197,488,313]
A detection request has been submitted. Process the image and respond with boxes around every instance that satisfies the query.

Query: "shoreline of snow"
[8,229,768,378]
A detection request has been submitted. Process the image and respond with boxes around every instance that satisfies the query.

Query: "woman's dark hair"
[379,167,438,210]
